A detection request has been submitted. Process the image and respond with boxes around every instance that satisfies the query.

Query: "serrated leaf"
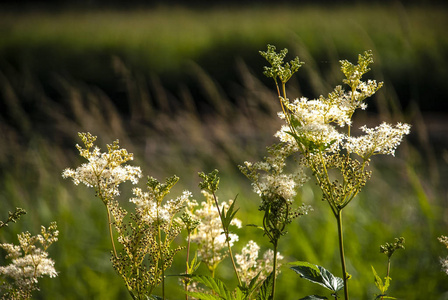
[234,286,245,300]
[187,274,233,299]
[290,262,343,293]
[371,266,384,292]
[299,295,328,300]
[256,271,273,300]
[186,251,201,274]
[221,195,240,231]
[186,291,221,300]
[248,271,262,293]
[318,265,344,292]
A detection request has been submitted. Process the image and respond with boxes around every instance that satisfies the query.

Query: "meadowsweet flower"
[242,144,308,204]
[130,187,192,230]
[62,132,142,202]
[235,240,284,286]
[439,236,448,275]
[190,191,241,273]
[0,223,58,299]
[344,122,411,160]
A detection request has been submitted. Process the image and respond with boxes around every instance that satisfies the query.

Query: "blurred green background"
[0,1,447,299]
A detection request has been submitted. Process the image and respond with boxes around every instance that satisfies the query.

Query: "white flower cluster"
[130,188,192,228]
[235,240,284,285]
[62,133,142,202]
[276,90,410,160]
[441,258,448,276]
[344,122,411,159]
[190,191,241,271]
[439,236,448,275]
[0,223,58,297]
[242,148,308,204]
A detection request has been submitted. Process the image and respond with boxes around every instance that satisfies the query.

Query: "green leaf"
[299,296,328,300]
[247,271,261,293]
[187,274,234,300]
[374,295,396,300]
[221,195,240,233]
[290,262,343,293]
[318,265,344,292]
[186,251,201,274]
[246,224,265,232]
[371,266,385,293]
[234,286,245,300]
[186,291,221,300]
[256,271,274,300]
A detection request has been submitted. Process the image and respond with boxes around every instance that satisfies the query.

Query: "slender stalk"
[106,206,118,259]
[185,234,191,300]
[379,258,392,300]
[386,258,391,278]
[155,207,166,300]
[336,211,349,300]
[211,192,242,286]
[270,240,278,300]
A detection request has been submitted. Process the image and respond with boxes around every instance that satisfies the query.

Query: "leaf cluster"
[184,271,274,300]
[259,44,304,84]
[198,169,220,193]
[340,50,374,90]
[0,208,26,229]
[290,261,343,300]
[380,237,405,259]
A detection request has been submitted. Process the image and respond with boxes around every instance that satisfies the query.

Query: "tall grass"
[0,4,447,300]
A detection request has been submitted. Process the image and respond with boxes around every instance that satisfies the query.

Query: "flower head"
[235,240,284,286]
[0,222,58,298]
[344,122,411,160]
[62,132,142,202]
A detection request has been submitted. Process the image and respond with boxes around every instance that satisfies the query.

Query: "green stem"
[380,258,391,300]
[270,240,278,300]
[157,221,165,300]
[185,234,191,300]
[386,257,391,278]
[211,192,242,286]
[106,206,118,259]
[336,211,349,300]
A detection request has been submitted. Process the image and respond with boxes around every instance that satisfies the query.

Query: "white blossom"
[344,122,411,159]
[235,241,284,285]
[130,188,192,228]
[0,223,58,297]
[62,133,142,202]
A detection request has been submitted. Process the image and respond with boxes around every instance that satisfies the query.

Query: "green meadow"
[0,3,447,299]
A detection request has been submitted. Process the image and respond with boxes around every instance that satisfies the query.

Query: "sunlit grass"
[1,4,447,73]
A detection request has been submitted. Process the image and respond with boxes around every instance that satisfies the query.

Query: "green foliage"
[0,208,26,229]
[220,196,240,241]
[259,44,304,84]
[184,274,243,300]
[256,272,273,300]
[371,266,394,300]
[290,261,343,298]
[380,237,405,259]
[147,175,180,204]
[199,169,220,194]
